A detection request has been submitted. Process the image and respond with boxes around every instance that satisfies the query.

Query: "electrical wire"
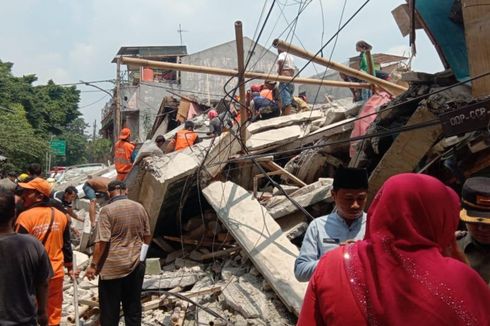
[78,94,109,109]
[217,118,442,165]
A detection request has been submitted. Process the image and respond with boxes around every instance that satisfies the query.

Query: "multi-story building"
[100,38,278,142]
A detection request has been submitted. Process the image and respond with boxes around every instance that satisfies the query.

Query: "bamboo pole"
[235,21,248,143]
[272,39,408,96]
[119,57,370,89]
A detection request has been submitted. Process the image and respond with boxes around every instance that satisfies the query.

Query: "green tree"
[87,138,113,164]
[0,104,49,169]
[52,118,89,166]
[0,59,90,167]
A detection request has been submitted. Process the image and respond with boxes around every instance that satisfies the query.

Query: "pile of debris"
[62,237,296,325]
[60,66,490,324]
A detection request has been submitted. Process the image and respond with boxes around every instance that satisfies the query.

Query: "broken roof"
[112,45,188,62]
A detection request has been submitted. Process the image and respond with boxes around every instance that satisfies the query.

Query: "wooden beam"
[235,21,248,142]
[273,39,408,96]
[261,161,307,187]
[120,57,370,89]
[462,0,490,97]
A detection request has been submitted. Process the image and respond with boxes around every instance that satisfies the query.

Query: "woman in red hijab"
[298,173,490,326]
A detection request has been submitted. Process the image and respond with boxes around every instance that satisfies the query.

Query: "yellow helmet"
[18,173,29,182]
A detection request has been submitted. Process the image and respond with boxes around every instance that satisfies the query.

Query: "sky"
[0,0,444,133]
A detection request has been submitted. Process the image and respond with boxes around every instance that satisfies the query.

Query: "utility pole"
[114,57,122,143]
[92,120,97,141]
[177,24,188,45]
[234,21,248,143]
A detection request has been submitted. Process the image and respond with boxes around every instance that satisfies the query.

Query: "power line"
[78,94,109,109]
[286,0,372,86]
[58,79,115,86]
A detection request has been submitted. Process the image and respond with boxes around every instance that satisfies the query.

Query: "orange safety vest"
[260,89,273,100]
[16,207,69,279]
[174,130,198,151]
[114,140,135,174]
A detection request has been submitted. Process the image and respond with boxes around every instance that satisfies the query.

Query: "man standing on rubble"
[114,128,135,181]
[458,176,490,284]
[0,190,52,326]
[294,167,368,281]
[85,180,151,326]
[82,176,111,226]
[276,49,295,116]
[15,177,74,326]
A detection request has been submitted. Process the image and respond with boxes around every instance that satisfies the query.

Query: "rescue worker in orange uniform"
[170,121,201,151]
[114,128,135,181]
[15,178,74,326]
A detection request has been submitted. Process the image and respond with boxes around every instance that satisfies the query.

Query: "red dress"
[298,173,490,326]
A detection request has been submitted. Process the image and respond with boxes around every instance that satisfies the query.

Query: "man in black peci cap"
[294,167,369,281]
[457,176,490,284]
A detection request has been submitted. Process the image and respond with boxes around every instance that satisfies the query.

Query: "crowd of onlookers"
[0,163,150,326]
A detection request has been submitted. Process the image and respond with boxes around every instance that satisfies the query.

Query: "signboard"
[49,139,66,156]
[439,99,490,137]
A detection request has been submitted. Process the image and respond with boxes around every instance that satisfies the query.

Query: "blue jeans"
[82,183,96,200]
[279,82,294,107]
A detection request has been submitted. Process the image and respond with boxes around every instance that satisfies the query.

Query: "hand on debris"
[339,239,356,246]
[85,266,97,281]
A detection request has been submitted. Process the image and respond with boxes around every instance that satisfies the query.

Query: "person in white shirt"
[276,49,295,116]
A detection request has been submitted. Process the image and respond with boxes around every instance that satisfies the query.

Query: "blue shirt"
[294,211,366,282]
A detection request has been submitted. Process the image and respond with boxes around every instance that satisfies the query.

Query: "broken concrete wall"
[130,131,241,235]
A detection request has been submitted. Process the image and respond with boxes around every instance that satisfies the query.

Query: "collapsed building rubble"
[59,4,490,323]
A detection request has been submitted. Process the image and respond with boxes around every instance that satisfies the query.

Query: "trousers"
[48,277,63,326]
[98,262,145,326]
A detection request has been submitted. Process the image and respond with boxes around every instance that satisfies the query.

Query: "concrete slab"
[266,178,333,219]
[280,117,355,152]
[246,125,303,152]
[247,110,323,134]
[221,280,268,319]
[202,181,307,316]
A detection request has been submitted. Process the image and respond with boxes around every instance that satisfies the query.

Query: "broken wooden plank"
[152,237,175,253]
[261,161,307,187]
[202,181,307,316]
[198,247,240,261]
[142,299,162,311]
[78,299,99,307]
[367,105,442,205]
